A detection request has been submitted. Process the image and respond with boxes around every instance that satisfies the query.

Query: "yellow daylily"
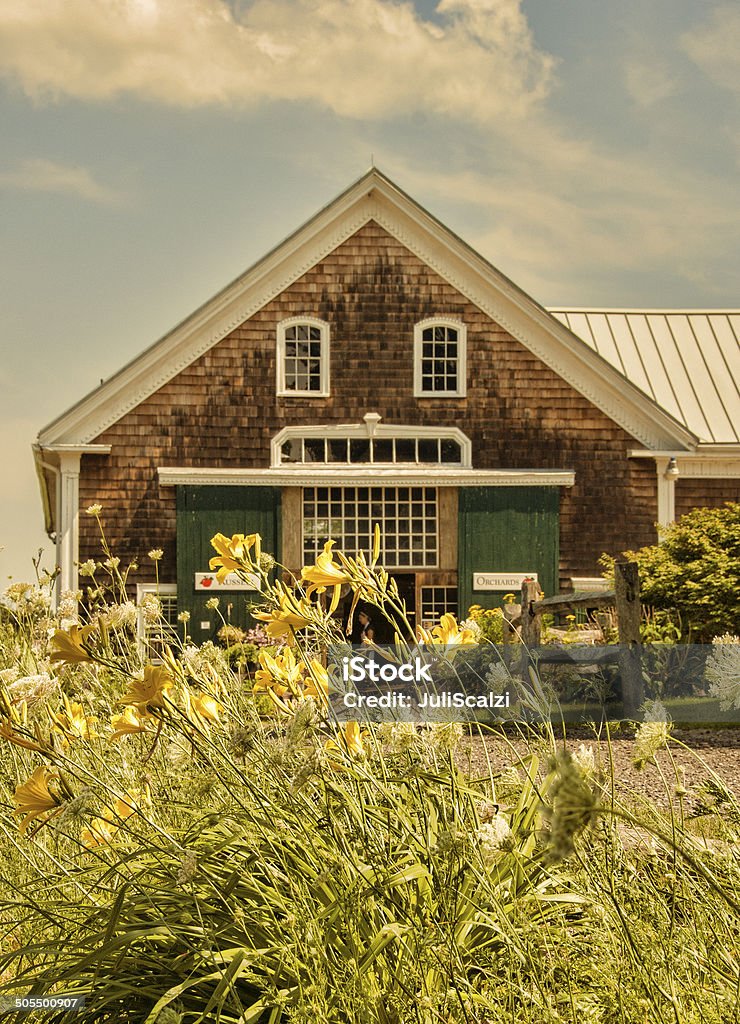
[49,624,96,664]
[120,664,173,713]
[325,721,368,760]
[253,649,329,713]
[81,816,117,850]
[0,720,47,752]
[301,541,353,607]
[81,788,150,849]
[13,767,62,833]
[191,691,223,724]
[109,706,153,742]
[426,613,478,646]
[50,697,97,746]
[209,532,261,582]
[253,647,304,700]
[253,591,314,639]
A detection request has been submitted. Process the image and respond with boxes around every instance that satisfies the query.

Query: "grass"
[0,537,738,1023]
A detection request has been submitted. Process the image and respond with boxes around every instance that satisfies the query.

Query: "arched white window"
[414,318,467,398]
[276,317,330,396]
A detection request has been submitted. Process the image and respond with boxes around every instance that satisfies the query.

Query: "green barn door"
[458,487,559,615]
[176,486,281,641]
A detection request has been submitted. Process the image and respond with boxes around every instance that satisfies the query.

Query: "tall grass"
[0,529,738,1022]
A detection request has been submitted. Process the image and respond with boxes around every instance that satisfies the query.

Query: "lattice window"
[419,586,458,627]
[414,319,467,397]
[303,487,438,568]
[280,435,462,465]
[277,318,329,396]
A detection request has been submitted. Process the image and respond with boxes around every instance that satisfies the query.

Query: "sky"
[1,0,739,584]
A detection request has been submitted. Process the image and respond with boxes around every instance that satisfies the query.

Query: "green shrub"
[602,502,740,641]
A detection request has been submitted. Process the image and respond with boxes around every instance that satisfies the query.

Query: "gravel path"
[457,728,740,809]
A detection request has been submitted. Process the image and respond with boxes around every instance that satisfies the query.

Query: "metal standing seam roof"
[548,309,740,444]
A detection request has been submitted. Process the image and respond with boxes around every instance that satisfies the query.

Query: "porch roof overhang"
[158,467,576,487]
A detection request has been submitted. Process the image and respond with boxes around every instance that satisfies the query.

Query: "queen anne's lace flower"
[634,701,672,768]
[377,721,417,753]
[706,635,740,711]
[477,816,512,861]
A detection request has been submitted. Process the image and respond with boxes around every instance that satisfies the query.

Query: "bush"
[602,502,740,641]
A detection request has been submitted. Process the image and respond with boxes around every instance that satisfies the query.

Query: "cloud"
[681,5,740,94]
[0,158,123,203]
[378,114,740,301]
[624,58,678,107]
[0,0,554,122]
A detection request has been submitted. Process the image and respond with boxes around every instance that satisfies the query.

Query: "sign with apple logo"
[194,572,260,592]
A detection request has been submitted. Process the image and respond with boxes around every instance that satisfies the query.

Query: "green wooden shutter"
[457,486,559,614]
[176,486,281,640]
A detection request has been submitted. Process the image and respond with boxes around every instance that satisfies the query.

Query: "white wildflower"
[377,721,417,753]
[148,548,163,561]
[0,667,20,686]
[6,672,57,707]
[205,596,219,610]
[426,721,463,753]
[460,618,482,638]
[706,635,740,712]
[57,590,81,623]
[140,593,162,624]
[103,557,120,571]
[78,559,97,578]
[104,602,137,630]
[85,503,103,516]
[177,611,191,623]
[572,743,596,776]
[477,816,512,861]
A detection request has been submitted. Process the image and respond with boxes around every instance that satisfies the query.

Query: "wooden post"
[520,579,542,647]
[615,560,644,716]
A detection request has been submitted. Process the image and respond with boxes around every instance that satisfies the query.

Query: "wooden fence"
[504,561,644,714]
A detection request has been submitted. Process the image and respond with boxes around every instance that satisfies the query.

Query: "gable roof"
[37,168,699,451]
[551,309,740,444]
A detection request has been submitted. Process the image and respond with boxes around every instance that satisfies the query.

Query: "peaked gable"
[38,169,696,451]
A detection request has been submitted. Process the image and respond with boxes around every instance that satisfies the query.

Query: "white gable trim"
[158,466,575,488]
[38,169,696,451]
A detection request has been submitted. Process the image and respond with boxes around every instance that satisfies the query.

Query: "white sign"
[473,572,538,592]
[195,571,259,592]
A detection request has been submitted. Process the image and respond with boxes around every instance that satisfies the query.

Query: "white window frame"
[276,316,330,397]
[271,417,472,469]
[136,583,178,653]
[414,318,467,398]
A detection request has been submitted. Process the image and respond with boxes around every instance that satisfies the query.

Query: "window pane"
[395,439,416,462]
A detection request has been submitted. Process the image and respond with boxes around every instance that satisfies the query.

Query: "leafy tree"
[602,502,740,642]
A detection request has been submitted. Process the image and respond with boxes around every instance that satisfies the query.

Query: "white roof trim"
[158,467,575,488]
[39,169,695,451]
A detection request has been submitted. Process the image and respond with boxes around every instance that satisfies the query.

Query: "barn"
[33,169,740,637]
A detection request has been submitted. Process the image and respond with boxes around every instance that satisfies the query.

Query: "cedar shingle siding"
[78,222,658,589]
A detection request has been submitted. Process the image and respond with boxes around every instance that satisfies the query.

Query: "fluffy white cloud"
[0,0,554,121]
[681,5,740,94]
[0,158,122,203]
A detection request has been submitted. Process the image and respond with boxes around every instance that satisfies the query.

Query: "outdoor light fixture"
[665,457,679,479]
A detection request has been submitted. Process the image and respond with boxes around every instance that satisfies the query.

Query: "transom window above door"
[272,417,471,468]
[276,317,330,396]
[414,318,467,397]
